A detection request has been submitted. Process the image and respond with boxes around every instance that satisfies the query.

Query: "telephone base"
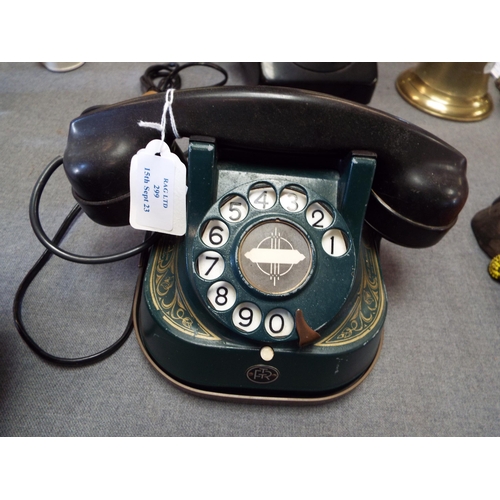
[134,323,383,404]
[133,231,386,403]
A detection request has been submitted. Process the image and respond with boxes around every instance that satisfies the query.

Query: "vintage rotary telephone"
[23,86,468,402]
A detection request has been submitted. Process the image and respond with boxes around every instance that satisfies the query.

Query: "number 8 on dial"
[207,281,237,311]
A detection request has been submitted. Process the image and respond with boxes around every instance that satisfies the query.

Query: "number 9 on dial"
[232,302,262,333]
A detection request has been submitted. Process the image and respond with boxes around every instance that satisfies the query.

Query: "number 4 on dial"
[249,185,276,210]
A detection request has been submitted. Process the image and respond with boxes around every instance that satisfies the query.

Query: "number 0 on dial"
[264,308,294,338]
[322,228,348,256]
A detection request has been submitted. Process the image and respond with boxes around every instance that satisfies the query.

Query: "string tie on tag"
[138,88,180,141]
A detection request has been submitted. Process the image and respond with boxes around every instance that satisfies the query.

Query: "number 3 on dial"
[306,202,333,229]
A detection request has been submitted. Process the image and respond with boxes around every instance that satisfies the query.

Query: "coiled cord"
[140,62,228,93]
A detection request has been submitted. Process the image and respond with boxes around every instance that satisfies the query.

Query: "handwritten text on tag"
[129,139,186,235]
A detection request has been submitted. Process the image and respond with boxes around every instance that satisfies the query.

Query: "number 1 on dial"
[280,187,307,213]
[322,228,348,256]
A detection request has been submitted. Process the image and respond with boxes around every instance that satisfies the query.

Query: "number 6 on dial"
[201,220,229,248]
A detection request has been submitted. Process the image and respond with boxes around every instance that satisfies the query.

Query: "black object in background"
[258,63,378,104]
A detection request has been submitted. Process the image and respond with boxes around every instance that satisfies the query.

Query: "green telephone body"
[137,140,382,401]
[61,86,468,402]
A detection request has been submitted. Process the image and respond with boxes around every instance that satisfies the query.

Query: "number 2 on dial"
[306,202,333,229]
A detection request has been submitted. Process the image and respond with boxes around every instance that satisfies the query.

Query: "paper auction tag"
[129,139,186,235]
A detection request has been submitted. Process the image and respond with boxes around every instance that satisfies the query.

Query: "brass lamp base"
[396,63,493,122]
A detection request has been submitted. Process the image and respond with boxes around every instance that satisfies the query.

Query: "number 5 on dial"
[220,195,249,222]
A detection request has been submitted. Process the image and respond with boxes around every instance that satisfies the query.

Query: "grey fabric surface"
[0,62,498,436]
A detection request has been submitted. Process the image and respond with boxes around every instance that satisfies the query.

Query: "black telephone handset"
[62,87,467,402]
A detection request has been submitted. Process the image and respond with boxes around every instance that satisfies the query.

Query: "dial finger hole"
[201,219,229,248]
[232,302,262,333]
[207,281,237,311]
[306,202,334,229]
[249,183,277,210]
[196,251,225,280]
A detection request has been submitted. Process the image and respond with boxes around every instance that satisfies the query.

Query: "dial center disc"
[238,220,313,295]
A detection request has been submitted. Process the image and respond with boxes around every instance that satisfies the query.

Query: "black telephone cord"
[140,62,228,93]
[13,156,157,366]
[13,204,151,366]
[18,62,227,365]
[29,156,159,264]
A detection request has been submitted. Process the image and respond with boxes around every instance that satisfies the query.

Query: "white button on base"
[260,346,275,361]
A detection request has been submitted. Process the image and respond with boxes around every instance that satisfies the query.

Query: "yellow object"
[488,255,500,280]
[396,63,493,122]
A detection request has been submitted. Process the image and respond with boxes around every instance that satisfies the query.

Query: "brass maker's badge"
[239,220,312,295]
